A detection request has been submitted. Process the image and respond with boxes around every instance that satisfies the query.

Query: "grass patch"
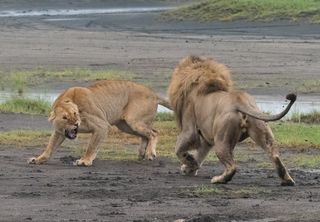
[155,112,175,122]
[192,185,270,197]
[233,186,271,197]
[1,68,131,92]
[154,120,178,158]
[32,68,130,80]
[193,185,224,196]
[271,122,320,149]
[290,154,320,168]
[10,73,28,95]
[0,97,51,115]
[2,120,320,162]
[164,0,320,23]
[297,79,320,93]
[0,130,51,147]
[290,111,320,124]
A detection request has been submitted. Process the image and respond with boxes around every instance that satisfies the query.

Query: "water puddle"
[0,7,173,17]
[0,91,319,115]
[254,95,320,118]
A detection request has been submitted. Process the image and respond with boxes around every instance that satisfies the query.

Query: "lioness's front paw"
[74,158,92,167]
[27,156,48,165]
[181,164,198,176]
[145,152,156,161]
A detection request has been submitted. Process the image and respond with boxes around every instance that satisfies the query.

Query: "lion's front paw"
[74,158,93,167]
[211,175,227,184]
[27,156,48,165]
[281,179,295,186]
[181,164,198,176]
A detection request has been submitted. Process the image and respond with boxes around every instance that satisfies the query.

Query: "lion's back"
[168,56,233,128]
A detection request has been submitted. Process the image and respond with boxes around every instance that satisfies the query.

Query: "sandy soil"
[1,1,320,221]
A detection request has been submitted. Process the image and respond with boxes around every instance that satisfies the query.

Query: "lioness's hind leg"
[139,128,158,160]
[138,138,148,160]
[249,121,295,186]
[125,119,158,160]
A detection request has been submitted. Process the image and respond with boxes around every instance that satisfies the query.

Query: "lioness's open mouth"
[65,127,78,140]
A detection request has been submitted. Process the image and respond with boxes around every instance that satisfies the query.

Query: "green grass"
[297,79,320,93]
[1,121,320,169]
[155,112,175,121]
[1,68,131,93]
[290,111,320,124]
[0,130,51,147]
[32,68,131,80]
[192,185,270,197]
[9,73,28,95]
[289,154,320,168]
[0,102,319,150]
[164,0,320,23]
[271,122,320,148]
[154,121,178,158]
[0,97,51,115]
[193,185,224,195]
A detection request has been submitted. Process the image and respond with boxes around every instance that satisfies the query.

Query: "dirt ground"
[0,0,320,221]
[1,144,320,222]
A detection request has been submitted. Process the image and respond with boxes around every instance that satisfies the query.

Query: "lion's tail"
[237,93,296,122]
[157,95,172,110]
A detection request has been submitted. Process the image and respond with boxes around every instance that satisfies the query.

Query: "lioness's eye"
[63,116,67,120]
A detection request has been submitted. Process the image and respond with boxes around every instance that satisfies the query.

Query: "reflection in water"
[0,91,319,115]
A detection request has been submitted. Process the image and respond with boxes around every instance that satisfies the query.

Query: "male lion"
[28,80,170,166]
[168,56,296,186]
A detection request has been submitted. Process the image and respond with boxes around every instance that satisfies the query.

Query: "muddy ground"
[1,143,320,222]
[0,0,320,221]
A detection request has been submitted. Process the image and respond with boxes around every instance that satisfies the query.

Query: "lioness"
[28,80,170,166]
[168,56,296,186]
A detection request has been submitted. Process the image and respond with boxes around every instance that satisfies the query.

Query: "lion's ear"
[48,111,55,122]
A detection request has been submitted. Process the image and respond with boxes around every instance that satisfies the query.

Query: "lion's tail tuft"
[286,93,297,102]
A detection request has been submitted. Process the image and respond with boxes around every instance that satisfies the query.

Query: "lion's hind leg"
[210,115,240,184]
[248,120,295,186]
[211,141,237,184]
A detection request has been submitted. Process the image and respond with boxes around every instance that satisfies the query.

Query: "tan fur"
[169,56,295,186]
[167,56,233,128]
[28,80,170,166]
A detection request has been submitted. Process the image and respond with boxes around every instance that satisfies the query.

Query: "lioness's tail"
[157,95,172,110]
[237,93,296,121]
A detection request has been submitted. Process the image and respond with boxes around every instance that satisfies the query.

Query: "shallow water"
[0,7,173,17]
[1,91,319,116]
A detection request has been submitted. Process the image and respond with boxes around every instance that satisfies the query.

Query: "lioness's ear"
[48,111,55,122]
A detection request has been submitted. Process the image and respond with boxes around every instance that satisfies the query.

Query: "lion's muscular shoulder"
[167,56,233,128]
